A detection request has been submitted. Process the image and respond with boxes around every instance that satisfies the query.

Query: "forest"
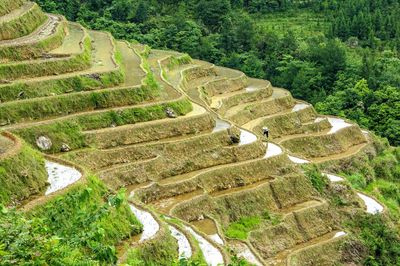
[34,0,400,146]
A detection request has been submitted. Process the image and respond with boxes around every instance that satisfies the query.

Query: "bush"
[303,164,329,193]
[345,213,400,266]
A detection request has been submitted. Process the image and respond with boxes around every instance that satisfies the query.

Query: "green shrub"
[126,229,178,266]
[27,176,142,264]
[225,216,262,240]
[303,164,329,193]
[345,213,400,266]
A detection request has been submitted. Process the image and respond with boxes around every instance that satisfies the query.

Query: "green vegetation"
[33,0,400,146]
[126,229,178,266]
[303,164,329,193]
[167,54,192,70]
[13,98,193,152]
[0,177,142,264]
[342,140,400,220]
[344,213,400,266]
[225,212,279,240]
[0,138,47,205]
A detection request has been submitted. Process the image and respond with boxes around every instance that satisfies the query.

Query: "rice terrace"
[0,0,399,265]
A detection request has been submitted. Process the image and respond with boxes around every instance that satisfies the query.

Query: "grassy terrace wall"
[249,202,335,260]
[0,2,47,41]
[12,98,192,153]
[0,27,91,81]
[287,235,344,266]
[67,126,231,171]
[0,69,124,103]
[182,65,216,83]
[0,132,47,205]
[0,0,25,17]
[201,74,248,97]
[229,94,295,125]
[0,32,123,103]
[216,84,273,115]
[0,81,161,124]
[136,153,294,204]
[252,106,331,138]
[0,16,67,61]
[282,126,367,158]
[85,111,215,149]
[170,171,316,227]
[100,131,265,189]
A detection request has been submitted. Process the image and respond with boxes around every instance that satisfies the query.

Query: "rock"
[230,134,240,144]
[36,136,52,151]
[85,73,101,81]
[165,107,177,118]
[0,120,9,126]
[198,215,204,221]
[60,143,71,152]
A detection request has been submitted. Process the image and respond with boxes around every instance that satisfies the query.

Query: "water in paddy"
[292,103,309,112]
[212,119,230,132]
[264,142,283,158]
[288,155,310,164]
[323,173,344,182]
[184,225,224,266]
[45,161,82,195]
[239,129,257,146]
[357,193,384,214]
[230,241,262,266]
[191,218,224,245]
[327,117,352,134]
[169,225,192,259]
[129,204,160,242]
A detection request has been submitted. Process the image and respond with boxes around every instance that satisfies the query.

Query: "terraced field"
[0,2,386,265]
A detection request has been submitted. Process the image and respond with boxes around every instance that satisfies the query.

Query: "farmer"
[262,127,269,138]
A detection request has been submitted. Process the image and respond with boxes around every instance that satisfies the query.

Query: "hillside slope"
[0,2,397,265]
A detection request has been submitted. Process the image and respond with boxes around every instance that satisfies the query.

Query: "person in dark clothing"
[262,127,269,138]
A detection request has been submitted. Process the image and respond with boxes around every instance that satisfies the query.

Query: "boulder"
[60,143,71,152]
[165,107,177,118]
[36,136,52,151]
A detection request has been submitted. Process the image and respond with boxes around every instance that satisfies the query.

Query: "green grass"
[225,216,262,240]
[126,228,178,266]
[167,54,192,70]
[0,140,47,205]
[0,176,142,264]
[303,164,329,193]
